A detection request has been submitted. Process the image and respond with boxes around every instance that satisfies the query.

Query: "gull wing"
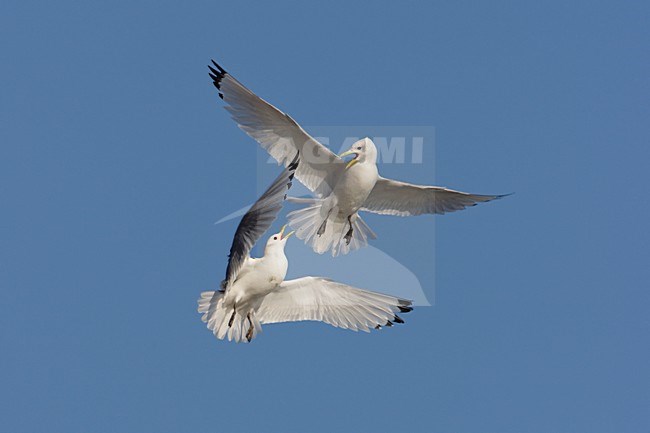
[222,154,299,290]
[208,60,344,198]
[362,177,506,216]
[256,277,413,332]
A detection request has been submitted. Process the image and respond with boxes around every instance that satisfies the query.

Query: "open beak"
[339,149,359,169]
[279,224,294,240]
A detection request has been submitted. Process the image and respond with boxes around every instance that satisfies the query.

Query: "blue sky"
[1,1,649,432]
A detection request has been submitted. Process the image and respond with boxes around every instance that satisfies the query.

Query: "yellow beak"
[339,150,359,169]
[279,224,294,240]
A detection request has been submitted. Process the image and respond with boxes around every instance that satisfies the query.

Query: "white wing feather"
[362,177,505,216]
[209,61,344,197]
[256,277,412,332]
[221,155,298,289]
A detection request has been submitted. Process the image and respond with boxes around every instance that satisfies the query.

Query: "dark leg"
[228,306,236,327]
[317,219,328,236]
[317,208,333,236]
[344,215,354,245]
[245,313,254,342]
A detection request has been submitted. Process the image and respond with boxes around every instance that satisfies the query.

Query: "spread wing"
[362,177,506,216]
[222,154,299,290]
[256,277,413,332]
[208,60,344,197]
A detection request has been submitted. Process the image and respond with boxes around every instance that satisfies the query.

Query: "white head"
[339,137,378,169]
[264,224,294,254]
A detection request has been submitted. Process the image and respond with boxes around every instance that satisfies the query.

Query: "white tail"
[286,198,377,257]
[197,291,262,343]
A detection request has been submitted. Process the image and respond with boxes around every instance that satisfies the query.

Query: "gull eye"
[273,237,278,240]
[357,146,362,150]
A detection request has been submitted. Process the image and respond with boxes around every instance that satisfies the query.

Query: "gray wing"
[208,60,344,197]
[362,177,506,216]
[222,154,299,290]
[256,277,413,332]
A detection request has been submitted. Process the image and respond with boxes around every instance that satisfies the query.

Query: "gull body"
[198,157,412,343]
[299,137,380,253]
[208,60,507,256]
[220,234,288,313]
[331,138,379,215]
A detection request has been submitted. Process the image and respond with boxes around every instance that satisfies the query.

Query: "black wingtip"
[472,192,513,205]
[485,192,514,202]
[211,59,226,74]
[286,152,300,175]
[286,154,299,183]
[393,315,405,324]
[208,60,228,93]
[209,79,224,99]
[398,299,413,313]
[288,151,300,169]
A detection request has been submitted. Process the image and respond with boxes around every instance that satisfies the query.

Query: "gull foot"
[317,219,327,236]
[228,309,236,327]
[344,227,353,245]
[344,215,354,245]
[246,313,254,342]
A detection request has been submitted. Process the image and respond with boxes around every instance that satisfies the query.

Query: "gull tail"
[286,198,377,257]
[198,291,262,343]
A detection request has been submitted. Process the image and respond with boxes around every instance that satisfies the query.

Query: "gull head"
[265,224,294,253]
[339,137,377,169]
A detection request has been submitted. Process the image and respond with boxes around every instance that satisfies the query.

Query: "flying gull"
[208,60,506,256]
[198,154,412,343]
